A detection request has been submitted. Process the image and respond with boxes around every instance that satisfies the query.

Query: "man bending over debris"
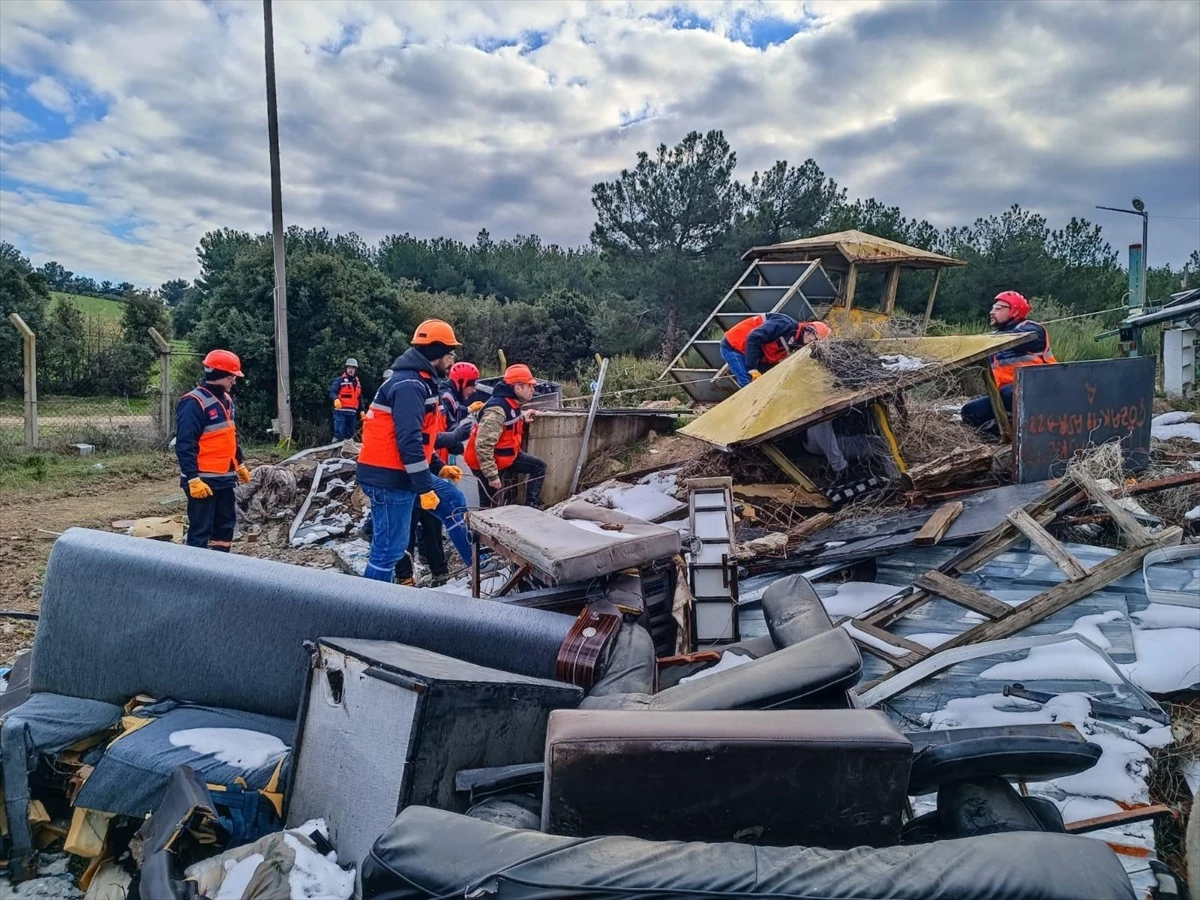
[176,349,251,551]
[721,314,832,386]
[465,364,548,509]
[961,291,1057,437]
[356,320,474,582]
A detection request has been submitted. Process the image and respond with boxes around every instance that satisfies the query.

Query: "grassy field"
[51,291,127,321]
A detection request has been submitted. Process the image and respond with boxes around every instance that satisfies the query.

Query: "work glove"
[187,478,213,499]
[420,491,440,511]
[468,401,485,414]
[236,464,252,484]
[333,399,343,409]
[749,370,762,381]
[441,465,463,482]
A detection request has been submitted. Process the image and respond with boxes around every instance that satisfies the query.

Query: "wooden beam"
[841,263,858,310]
[922,268,942,333]
[914,501,964,546]
[848,619,932,658]
[1006,508,1089,580]
[759,442,823,496]
[494,563,532,597]
[881,263,901,314]
[1064,804,1171,835]
[871,402,908,474]
[1070,469,1154,548]
[980,366,1013,442]
[913,571,1012,620]
[935,528,1182,651]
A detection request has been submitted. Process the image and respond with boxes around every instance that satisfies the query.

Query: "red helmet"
[449,361,479,393]
[202,349,244,377]
[993,291,1030,321]
[797,321,832,345]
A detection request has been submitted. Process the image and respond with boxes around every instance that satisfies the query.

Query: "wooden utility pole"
[263,0,292,441]
[8,313,37,449]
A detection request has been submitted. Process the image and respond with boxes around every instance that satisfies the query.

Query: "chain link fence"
[3,313,202,459]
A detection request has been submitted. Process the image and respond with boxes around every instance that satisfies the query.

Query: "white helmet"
[345,358,359,368]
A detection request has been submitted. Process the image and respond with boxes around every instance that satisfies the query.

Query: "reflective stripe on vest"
[990,324,1058,389]
[336,375,361,409]
[357,374,443,472]
[186,387,238,478]
[464,398,524,472]
[722,314,790,364]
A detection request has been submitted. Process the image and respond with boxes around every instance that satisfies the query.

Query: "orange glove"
[420,491,440,511]
[333,399,343,409]
[187,478,213,499]
[236,464,252,483]
[468,401,485,414]
[440,465,463,482]
[749,370,762,381]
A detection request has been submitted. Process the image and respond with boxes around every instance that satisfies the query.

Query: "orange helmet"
[503,364,538,385]
[798,321,832,344]
[202,349,244,377]
[412,319,461,347]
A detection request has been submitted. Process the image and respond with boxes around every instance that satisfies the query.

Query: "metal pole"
[264,0,292,442]
[569,357,609,496]
[9,313,37,449]
[1140,211,1148,308]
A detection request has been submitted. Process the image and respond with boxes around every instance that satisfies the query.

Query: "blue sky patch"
[735,13,816,49]
[0,176,89,206]
[0,66,109,143]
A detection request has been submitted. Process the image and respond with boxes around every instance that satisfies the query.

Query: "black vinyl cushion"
[361,805,1137,900]
[906,725,1102,796]
[761,574,834,647]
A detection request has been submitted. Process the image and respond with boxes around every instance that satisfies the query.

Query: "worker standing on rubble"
[329,358,362,441]
[356,320,474,582]
[464,364,548,509]
[176,349,250,552]
[438,362,485,461]
[961,291,1057,436]
[721,314,832,386]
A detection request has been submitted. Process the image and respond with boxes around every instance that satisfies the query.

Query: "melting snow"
[906,632,955,649]
[168,728,287,769]
[1151,421,1200,443]
[821,582,899,618]
[1153,411,1194,426]
[1185,504,1200,521]
[842,621,909,657]
[1051,731,1151,806]
[923,692,1094,731]
[1131,604,1200,630]
[679,651,754,683]
[283,833,355,899]
[1121,628,1200,693]
[215,853,264,900]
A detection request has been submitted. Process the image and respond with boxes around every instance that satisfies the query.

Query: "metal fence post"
[8,313,38,449]
[148,327,173,444]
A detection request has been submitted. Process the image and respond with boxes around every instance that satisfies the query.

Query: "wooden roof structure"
[742,230,965,272]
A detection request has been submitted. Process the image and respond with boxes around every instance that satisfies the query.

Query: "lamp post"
[1096,197,1149,310]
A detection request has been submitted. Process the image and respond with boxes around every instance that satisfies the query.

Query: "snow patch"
[923,692,1094,731]
[842,621,909,657]
[1152,411,1194,426]
[1185,504,1200,521]
[906,632,955,649]
[283,833,355,899]
[1052,731,1150,806]
[1151,422,1200,443]
[1121,628,1200,693]
[979,640,1125,684]
[168,728,287,769]
[1131,604,1200,630]
[821,582,898,618]
[679,651,754,683]
[215,853,264,900]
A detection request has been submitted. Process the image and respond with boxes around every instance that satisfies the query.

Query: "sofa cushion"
[761,574,834,647]
[74,703,293,818]
[32,528,576,719]
[361,805,1137,900]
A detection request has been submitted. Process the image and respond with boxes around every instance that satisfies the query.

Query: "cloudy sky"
[1,0,1197,287]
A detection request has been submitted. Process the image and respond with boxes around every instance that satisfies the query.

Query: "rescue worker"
[464,364,548,509]
[356,320,474,583]
[721,314,832,387]
[329,358,362,440]
[176,349,251,551]
[961,291,1057,436]
[438,361,485,460]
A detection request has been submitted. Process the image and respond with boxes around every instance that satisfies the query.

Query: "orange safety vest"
[991,323,1058,389]
[185,386,238,478]
[358,372,444,472]
[335,374,362,410]
[722,315,791,365]
[464,397,525,472]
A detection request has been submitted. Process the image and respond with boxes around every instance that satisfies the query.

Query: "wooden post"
[841,263,858,310]
[569,357,609,496]
[497,349,508,372]
[871,402,908,474]
[922,268,943,333]
[9,313,37,449]
[148,327,173,444]
[264,0,293,443]
[882,264,901,314]
[981,366,1013,442]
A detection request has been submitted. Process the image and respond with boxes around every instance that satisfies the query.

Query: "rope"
[1038,305,1129,325]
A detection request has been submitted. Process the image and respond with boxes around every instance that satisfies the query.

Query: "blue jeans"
[720,341,752,388]
[961,385,1012,437]
[332,409,357,440]
[424,476,473,567]
[361,484,417,582]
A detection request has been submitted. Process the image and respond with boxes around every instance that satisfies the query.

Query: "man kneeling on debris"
[961,291,1057,437]
[465,364,547,509]
[721,313,832,387]
[176,349,252,551]
[356,320,474,582]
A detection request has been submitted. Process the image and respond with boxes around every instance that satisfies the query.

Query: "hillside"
[51,291,126,321]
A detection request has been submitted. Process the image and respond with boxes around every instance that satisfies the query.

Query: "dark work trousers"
[961,385,1013,438]
[332,408,358,440]
[395,507,448,581]
[471,452,548,509]
[186,488,237,551]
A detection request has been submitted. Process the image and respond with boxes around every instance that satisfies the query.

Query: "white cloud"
[0,107,35,137]
[0,0,1196,286]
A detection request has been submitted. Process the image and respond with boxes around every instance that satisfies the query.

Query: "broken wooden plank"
[1007,508,1089,580]
[913,571,1012,620]
[733,483,828,508]
[494,563,532,597]
[759,443,825,498]
[789,512,835,542]
[935,527,1182,653]
[1064,804,1170,835]
[914,502,964,546]
[903,447,994,494]
[1071,469,1154,548]
[848,619,931,657]
[981,366,1013,442]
